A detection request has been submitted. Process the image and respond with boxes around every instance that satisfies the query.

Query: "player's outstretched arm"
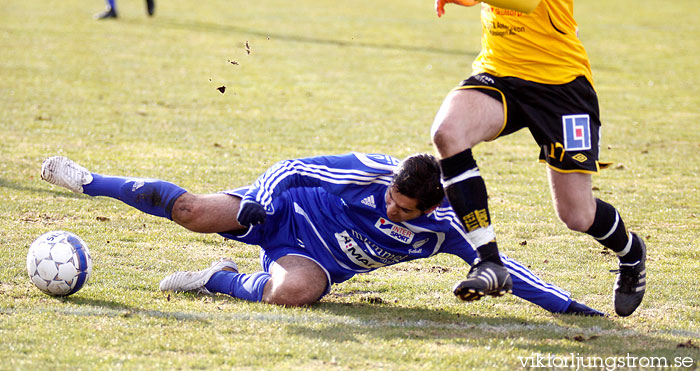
[445,242,602,314]
[499,255,604,315]
[435,0,541,17]
[435,0,481,18]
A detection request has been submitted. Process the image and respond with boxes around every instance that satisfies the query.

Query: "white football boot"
[41,156,93,193]
[159,258,239,295]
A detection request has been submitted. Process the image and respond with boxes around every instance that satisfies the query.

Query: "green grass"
[1,0,699,369]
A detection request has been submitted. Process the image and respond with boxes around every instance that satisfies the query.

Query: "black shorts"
[457,73,607,174]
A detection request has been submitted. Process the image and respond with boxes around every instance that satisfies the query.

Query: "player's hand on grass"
[237,200,266,227]
[436,0,481,17]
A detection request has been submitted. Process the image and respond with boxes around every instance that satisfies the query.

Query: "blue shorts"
[218,187,333,297]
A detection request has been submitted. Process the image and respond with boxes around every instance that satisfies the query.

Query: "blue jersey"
[221,153,571,312]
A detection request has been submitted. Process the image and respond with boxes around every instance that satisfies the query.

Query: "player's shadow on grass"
[127,17,476,58]
[0,177,85,199]
[57,291,695,355]
[289,301,691,355]
[315,299,620,328]
[58,295,215,323]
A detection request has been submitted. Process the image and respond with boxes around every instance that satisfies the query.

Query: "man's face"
[384,185,424,223]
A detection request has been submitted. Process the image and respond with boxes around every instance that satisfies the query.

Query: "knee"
[431,116,479,158]
[170,194,206,231]
[264,279,324,307]
[431,120,456,153]
[556,207,595,232]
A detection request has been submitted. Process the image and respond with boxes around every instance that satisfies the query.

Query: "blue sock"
[204,271,270,302]
[83,173,187,220]
[106,0,116,9]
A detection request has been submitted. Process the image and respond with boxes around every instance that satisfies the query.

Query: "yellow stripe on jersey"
[472,0,593,87]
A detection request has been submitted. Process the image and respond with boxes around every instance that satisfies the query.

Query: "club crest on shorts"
[562,114,591,151]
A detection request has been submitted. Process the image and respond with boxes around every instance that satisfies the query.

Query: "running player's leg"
[548,170,646,316]
[547,171,597,233]
[95,0,117,18]
[431,88,512,299]
[521,75,646,317]
[145,0,155,16]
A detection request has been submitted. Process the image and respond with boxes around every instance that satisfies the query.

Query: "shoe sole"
[454,286,513,301]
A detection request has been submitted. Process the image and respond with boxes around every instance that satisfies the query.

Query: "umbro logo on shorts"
[572,153,588,163]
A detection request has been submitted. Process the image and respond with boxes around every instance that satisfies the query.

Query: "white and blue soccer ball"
[26,230,92,296]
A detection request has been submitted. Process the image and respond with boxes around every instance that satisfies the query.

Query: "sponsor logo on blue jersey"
[335,231,383,268]
[375,218,414,244]
[348,230,407,264]
[562,114,591,151]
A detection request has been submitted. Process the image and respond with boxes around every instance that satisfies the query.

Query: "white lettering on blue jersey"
[335,231,384,268]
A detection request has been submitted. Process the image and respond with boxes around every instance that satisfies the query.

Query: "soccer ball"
[26,230,93,296]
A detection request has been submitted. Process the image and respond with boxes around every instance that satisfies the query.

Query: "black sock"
[586,199,642,264]
[440,149,502,265]
[476,242,501,265]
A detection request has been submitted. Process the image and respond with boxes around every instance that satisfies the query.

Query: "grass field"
[1,0,699,369]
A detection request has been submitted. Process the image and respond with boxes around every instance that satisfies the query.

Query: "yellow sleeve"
[482,0,541,13]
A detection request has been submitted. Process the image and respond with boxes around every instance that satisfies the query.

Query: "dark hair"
[392,153,445,211]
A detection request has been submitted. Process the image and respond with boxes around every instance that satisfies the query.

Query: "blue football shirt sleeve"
[241,153,396,208]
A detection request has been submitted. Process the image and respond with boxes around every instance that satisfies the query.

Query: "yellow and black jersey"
[472,0,593,87]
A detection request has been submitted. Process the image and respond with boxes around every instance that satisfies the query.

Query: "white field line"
[2,306,699,339]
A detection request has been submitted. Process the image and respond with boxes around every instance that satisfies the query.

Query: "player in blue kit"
[94,0,155,19]
[41,153,602,315]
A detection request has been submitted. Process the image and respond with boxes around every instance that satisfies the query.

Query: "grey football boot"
[159,259,238,295]
[41,156,93,193]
